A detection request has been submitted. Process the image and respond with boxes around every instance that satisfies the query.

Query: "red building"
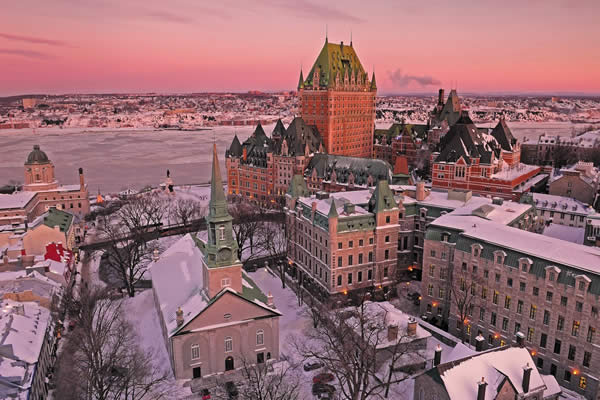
[431,115,541,201]
[298,38,376,158]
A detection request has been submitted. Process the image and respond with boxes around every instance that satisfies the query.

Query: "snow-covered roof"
[431,214,600,274]
[0,300,51,364]
[437,347,552,400]
[298,195,371,218]
[149,234,209,336]
[344,301,431,349]
[533,193,596,215]
[490,163,539,181]
[542,223,585,245]
[0,191,36,210]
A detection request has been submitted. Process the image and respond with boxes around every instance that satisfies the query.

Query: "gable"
[180,290,278,334]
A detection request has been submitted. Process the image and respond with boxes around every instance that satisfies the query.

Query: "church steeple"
[204,143,238,269]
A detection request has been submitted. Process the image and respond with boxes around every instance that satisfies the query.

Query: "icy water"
[0,121,586,194]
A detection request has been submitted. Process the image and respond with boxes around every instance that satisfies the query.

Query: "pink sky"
[1,0,599,96]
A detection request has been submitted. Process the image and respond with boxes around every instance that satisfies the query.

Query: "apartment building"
[422,213,600,398]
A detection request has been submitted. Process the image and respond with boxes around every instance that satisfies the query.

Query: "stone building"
[285,177,399,298]
[520,130,600,166]
[422,212,600,398]
[414,346,561,400]
[431,114,542,201]
[549,162,600,208]
[298,38,376,158]
[151,144,280,381]
[0,145,90,227]
[374,123,430,171]
[532,193,596,228]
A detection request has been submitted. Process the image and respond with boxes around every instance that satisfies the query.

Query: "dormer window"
[519,257,533,272]
[494,250,507,265]
[472,244,483,257]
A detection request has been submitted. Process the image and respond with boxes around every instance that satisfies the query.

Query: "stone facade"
[549,162,600,208]
[421,215,600,398]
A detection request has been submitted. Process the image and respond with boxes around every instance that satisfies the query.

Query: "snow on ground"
[120,289,192,398]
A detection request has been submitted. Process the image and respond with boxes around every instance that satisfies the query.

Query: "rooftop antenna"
[350,30,353,46]
[326,24,328,43]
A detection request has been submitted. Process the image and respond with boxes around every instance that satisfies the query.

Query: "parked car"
[313,372,334,384]
[312,383,336,396]
[200,388,211,400]
[225,381,238,399]
[304,360,323,371]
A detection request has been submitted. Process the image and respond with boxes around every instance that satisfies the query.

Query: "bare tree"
[169,197,206,228]
[294,297,421,400]
[225,356,300,400]
[449,269,484,343]
[96,213,156,297]
[258,221,287,287]
[229,199,265,260]
[54,288,172,400]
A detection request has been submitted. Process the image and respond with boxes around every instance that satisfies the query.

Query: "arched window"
[219,225,225,240]
[256,330,264,346]
[225,337,233,353]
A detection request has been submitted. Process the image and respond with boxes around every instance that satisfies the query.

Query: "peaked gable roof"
[491,118,516,152]
[368,180,397,212]
[303,41,368,89]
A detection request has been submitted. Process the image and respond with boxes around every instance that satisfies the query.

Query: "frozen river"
[0,121,587,194]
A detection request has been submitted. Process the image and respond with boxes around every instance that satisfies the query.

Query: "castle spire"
[298,69,304,90]
[370,71,377,90]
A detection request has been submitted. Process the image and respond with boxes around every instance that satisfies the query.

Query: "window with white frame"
[219,225,225,240]
[221,277,231,288]
[191,344,200,360]
[455,166,466,179]
[225,337,233,352]
[256,330,264,346]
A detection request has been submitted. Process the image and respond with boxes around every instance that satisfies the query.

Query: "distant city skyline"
[1,0,599,96]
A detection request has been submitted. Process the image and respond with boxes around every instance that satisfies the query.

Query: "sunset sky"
[1,0,599,96]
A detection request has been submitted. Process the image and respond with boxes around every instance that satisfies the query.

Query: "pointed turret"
[328,198,338,218]
[228,134,243,157]
[370,71,377,91]
[298,69,304,90]
[368,180,396,213]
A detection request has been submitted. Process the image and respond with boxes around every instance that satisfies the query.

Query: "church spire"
[209,143,227,217]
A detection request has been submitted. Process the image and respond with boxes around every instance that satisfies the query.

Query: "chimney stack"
[522,363,532,393]
[516,331,525,347]
[267,292,275,308]
[477,377,487,400]
[475,334,485,351]
[438,89,445,105]
[407,317,417,336]
[416,182,426,201]
[79,167,85,190]
[387,324,399,341]
[434,344,442,366]
[176,307,184,327]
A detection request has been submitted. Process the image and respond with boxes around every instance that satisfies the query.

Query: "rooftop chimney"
[416,182,426,201]
[522,363,532,393]
[388,324,399,341]
[477,377,487,400]
[475,334,485,351]
[267,292,275,308]
[176,307,184,327]
[434,344,442,366]
[79,167,85,190]
[407,317,417,336]
[438,89,445,105]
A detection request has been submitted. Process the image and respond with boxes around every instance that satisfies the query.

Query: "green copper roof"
[298,69,304,90]
[368,180,397,213]
[43,208,73,233]
[209,143,227,217]
[303,41,368,88]
[370,71,377,90]
[328,198,338,218]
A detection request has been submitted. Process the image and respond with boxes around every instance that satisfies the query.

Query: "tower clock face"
[218,248,232,261]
